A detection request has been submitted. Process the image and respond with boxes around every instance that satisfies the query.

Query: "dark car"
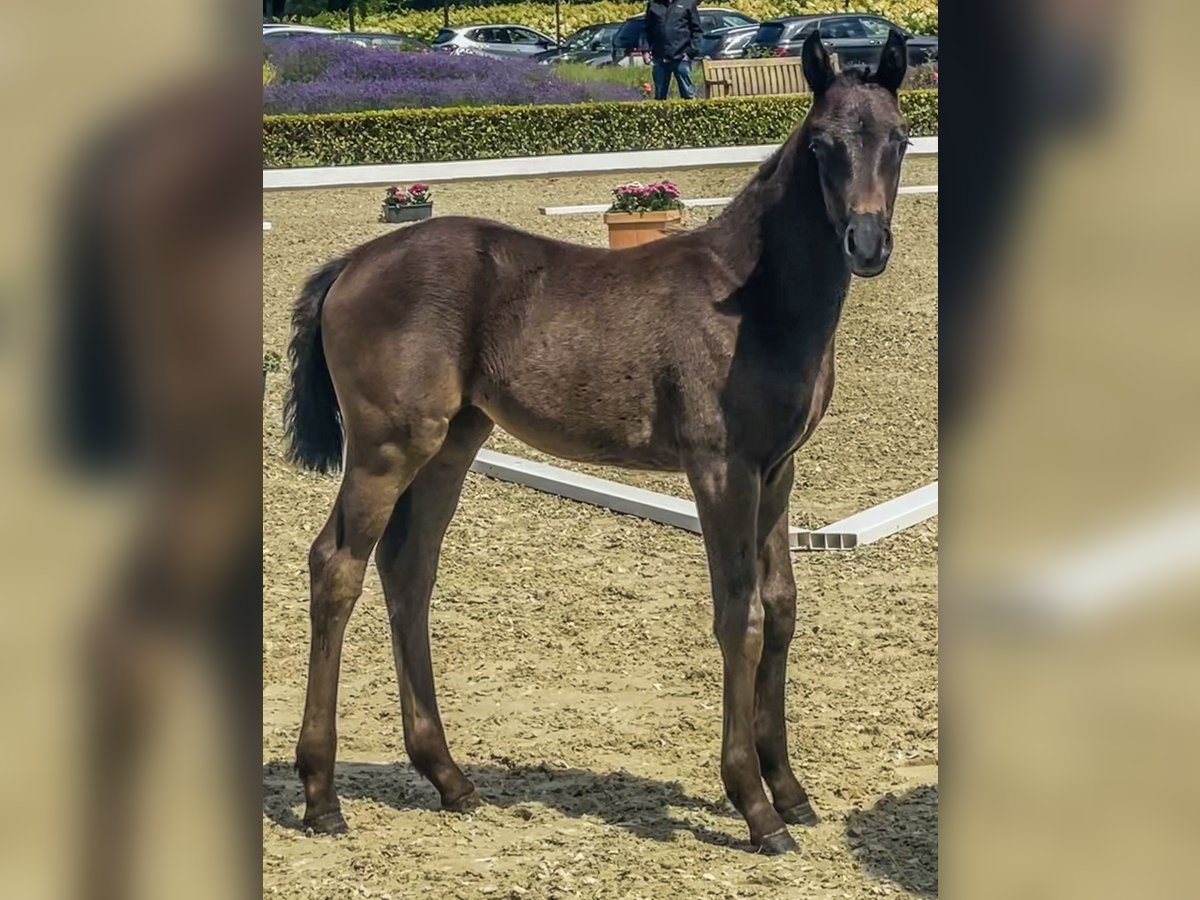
[745,14,937,67]
[698,23,759,60]
[531,23,620,65]
[612,7,757,63]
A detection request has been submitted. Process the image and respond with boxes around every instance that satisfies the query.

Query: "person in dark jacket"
[643,0,703,100]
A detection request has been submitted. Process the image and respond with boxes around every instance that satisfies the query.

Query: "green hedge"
[300,1,939,44]
[264,90,937,168]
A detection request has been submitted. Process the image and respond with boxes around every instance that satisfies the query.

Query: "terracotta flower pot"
[383,203,433,224]
[603,209,684,249]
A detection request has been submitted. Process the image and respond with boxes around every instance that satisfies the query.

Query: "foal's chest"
[763,340,837,466]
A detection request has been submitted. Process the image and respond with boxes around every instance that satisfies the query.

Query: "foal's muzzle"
[843,213,893,278]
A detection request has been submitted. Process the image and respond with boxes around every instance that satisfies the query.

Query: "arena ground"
[263,158,938,899]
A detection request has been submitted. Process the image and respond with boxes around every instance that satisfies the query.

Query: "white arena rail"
[263,137,937,191]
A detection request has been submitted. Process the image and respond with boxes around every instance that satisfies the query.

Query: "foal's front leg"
[688,459,797,854]
[755,458,819,826]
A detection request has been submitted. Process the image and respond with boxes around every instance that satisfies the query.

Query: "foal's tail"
[284,257,348,473]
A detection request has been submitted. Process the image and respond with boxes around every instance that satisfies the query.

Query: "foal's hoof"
[779,799,821,827]
[303,809,348,836]
[757,828,800,856]
[442,789,483,814]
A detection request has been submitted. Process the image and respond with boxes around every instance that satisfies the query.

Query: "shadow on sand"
[846,784,938,897]
[263,759,748,850]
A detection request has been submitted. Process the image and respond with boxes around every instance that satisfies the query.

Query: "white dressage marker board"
[539,184,939,216]
[263,137,937,191]
[794,482,939,551]
[470,449,937,552]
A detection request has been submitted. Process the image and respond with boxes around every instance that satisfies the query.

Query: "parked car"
[532,23,621,65]
[262,25,336,44]
[327,32,429,53]
[264,28,429,54]
[612,8,758,63]
[262,23,333,32]
[698,24,759,60]
[432,25,558,60]
[745,14,937,68]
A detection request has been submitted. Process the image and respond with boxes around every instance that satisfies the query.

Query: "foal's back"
[321,216,740,468]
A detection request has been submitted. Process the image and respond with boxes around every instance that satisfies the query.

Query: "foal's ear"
[875,29,908,93]
[801,29,835,95]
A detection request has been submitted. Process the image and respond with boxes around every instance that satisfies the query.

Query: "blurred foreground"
[944,0,1200,897]
[1,2,260,899]
[0,0,1198,897]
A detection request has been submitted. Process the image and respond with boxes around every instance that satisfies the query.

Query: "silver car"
[432,25,558,60]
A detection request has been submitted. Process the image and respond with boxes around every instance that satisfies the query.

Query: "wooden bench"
[704,54,935,98]
[702,57,813,99]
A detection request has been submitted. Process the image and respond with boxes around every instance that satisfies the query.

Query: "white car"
[432,25,558,60]
[262,24,336,36]
[263,24,338,49]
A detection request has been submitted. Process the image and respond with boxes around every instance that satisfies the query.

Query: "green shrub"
[300,0,938,44]
[263,90,937,167]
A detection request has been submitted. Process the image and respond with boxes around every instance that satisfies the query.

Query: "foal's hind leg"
[296,418,452,834]
[375,408,493,812]
[755,458,819,826]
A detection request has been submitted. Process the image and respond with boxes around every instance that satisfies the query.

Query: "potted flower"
[603,181,686,249]
[381,183,433,223]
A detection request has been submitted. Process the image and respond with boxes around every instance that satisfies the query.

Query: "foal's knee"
[713,586,766,655]
[760,578,797,651]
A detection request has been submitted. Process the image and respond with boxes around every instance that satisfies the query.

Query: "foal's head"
[801,29,909,278]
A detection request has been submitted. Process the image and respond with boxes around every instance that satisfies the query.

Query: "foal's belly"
[473,385,684,472]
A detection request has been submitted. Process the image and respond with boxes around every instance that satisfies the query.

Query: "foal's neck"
[703,125,852,350]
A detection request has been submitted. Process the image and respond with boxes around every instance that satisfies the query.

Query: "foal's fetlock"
[768,779,820,826]
[441,786,483,814]
[777,797,821,827]
[757,827,800,855]
[303,805,349,836]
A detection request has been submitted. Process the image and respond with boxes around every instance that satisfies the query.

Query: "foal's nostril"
[845,227,857,256]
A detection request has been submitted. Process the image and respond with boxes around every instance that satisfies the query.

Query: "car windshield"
[432,29,455,44]
[562,27,598,49]
[586,26,617,49]
[754,22,786,43]
[702,12,755,31]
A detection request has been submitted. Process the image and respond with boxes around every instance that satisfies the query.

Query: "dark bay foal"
[284,31,910,854]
